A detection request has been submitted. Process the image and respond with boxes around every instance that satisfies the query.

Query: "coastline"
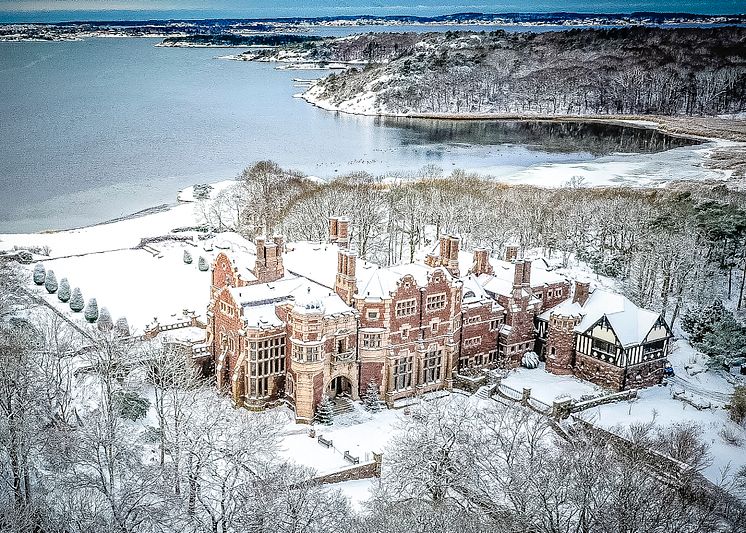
[300,86,746,143]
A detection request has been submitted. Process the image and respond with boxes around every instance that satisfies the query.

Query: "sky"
[0,1,743,22]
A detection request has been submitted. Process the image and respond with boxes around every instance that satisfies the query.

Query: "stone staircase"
[474,385,493,400]
[331,396,355,416]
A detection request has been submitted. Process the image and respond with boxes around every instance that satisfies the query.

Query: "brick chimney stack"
[521,259,532,288]
[254,235,284,283]
[513,259,525,292]
[505,245,519,262]
[335,250,357,305]
[337,217,350,249]
[573,280,590,306]
[329,216,339,244]
[470,247,494,276]
[446,235,460,276]
[439,235,451,262]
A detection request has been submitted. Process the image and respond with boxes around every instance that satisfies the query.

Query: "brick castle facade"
[206,217,672,422]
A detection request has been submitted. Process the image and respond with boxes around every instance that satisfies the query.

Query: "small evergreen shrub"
[84,298,99,323]
[198,256,209,271]
[57,278,71,302]
[98,307,113,332]
[731,386,746,425]
[183,250,193,264]
[33,263,46,285]
[113,390,150,421]
[115,317,130,337]
[44,270,58,294]
[69,288,84,312]
[315,396,334,426]
[363,380,383,412]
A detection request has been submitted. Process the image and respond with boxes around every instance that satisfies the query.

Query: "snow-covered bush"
[69,288,84,312]
[521,351,540,369]
[363,380,383,412]
[44,270,58,293]
[183,250,193,264]
[682,299,726,343]
[192,183,213,200]
[731,386,746,425]
[113,390,150,421]
[57,277,70,302]
[315,396,334,426]
[84,298,99,323]
[32,263,45,285]
[115,317,130,337]
[198,256,209,271]
[97,307,113,332]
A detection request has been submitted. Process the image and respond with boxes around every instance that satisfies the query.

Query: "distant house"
[206,217,672,422]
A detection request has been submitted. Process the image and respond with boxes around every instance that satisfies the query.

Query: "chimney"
[521,259,532,288]
[329,216,339,244]
[439,235,451,265]
[255,236,266,267]
[573,280,590,306]
[513,259,524,289]
[273,235,284,265]
[254,235,284,283]
[337,217,350,249]
[505,245,519,262]
[335,250,357,305]
[447,235,460,275]
[471,247,494,276]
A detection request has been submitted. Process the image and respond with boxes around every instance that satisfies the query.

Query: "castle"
[206,217,672,422]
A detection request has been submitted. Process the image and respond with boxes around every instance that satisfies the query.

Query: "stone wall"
[311,453,383,484]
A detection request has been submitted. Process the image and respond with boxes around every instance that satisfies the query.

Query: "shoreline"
[300,89,746,143]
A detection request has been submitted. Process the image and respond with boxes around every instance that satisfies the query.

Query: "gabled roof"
[539,287,664,348]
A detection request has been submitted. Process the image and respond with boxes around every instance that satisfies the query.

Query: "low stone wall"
[312,453,383,485]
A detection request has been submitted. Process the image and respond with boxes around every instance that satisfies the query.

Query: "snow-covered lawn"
[329,478,376,511]
[501,364,602,403]
[25,242,214,332]
[280,402,402,476]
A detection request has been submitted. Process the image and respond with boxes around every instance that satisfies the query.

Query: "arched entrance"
[328,375,353,398]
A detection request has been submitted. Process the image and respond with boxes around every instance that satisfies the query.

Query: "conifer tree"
[98,307,113,332]
[84,298,99,323]
[315,395,334,426]
[69,287,84,312]
[58,277,71,302]
[115,317,130,337]
[363,380,383,412]
[33,263,46,285]
[44,269,58,294]
[183,250,193,264]
[198,256,209,271]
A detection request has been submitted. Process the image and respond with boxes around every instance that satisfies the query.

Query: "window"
[337,339,346,353]
[219,301,234,316]
[393,352,413,390]
[248,336,285,398]
[362,332,382,348]
[488,349,498,363]
[292,343,320,362]
[431,321,438,334]
[401,326,410,340]
[464,337,481,348]
[464,315,480,325]
[536,292,543,299]
[643,340,665,360]
[395,299,417,317]
[423,348,443,383]
[547,290,553,298]
[489,318,501,331]
[426,293,446,312]
[592,338,616,360]
[557,288,563,296]
[367,309,379,320]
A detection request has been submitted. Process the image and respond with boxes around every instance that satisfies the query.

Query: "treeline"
[161,34,324,47]
[201,162,746,334]
[305,27,746,116]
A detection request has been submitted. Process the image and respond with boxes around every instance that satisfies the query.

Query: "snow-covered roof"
[228,275,354,328]
[539,287,663,348]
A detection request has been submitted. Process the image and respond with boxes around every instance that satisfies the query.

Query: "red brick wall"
[360,362,384,394]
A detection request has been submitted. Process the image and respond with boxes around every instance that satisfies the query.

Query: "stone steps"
[474,385,492,400]
[331,396,355,415]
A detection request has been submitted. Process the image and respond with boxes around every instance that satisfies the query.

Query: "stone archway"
[327,375,353,398]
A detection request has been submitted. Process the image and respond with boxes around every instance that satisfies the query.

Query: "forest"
[202,161,746,360]
[284,27,746,116]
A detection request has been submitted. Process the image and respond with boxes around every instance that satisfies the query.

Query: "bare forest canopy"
[204,162,746,333]
[292,27,746,116]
